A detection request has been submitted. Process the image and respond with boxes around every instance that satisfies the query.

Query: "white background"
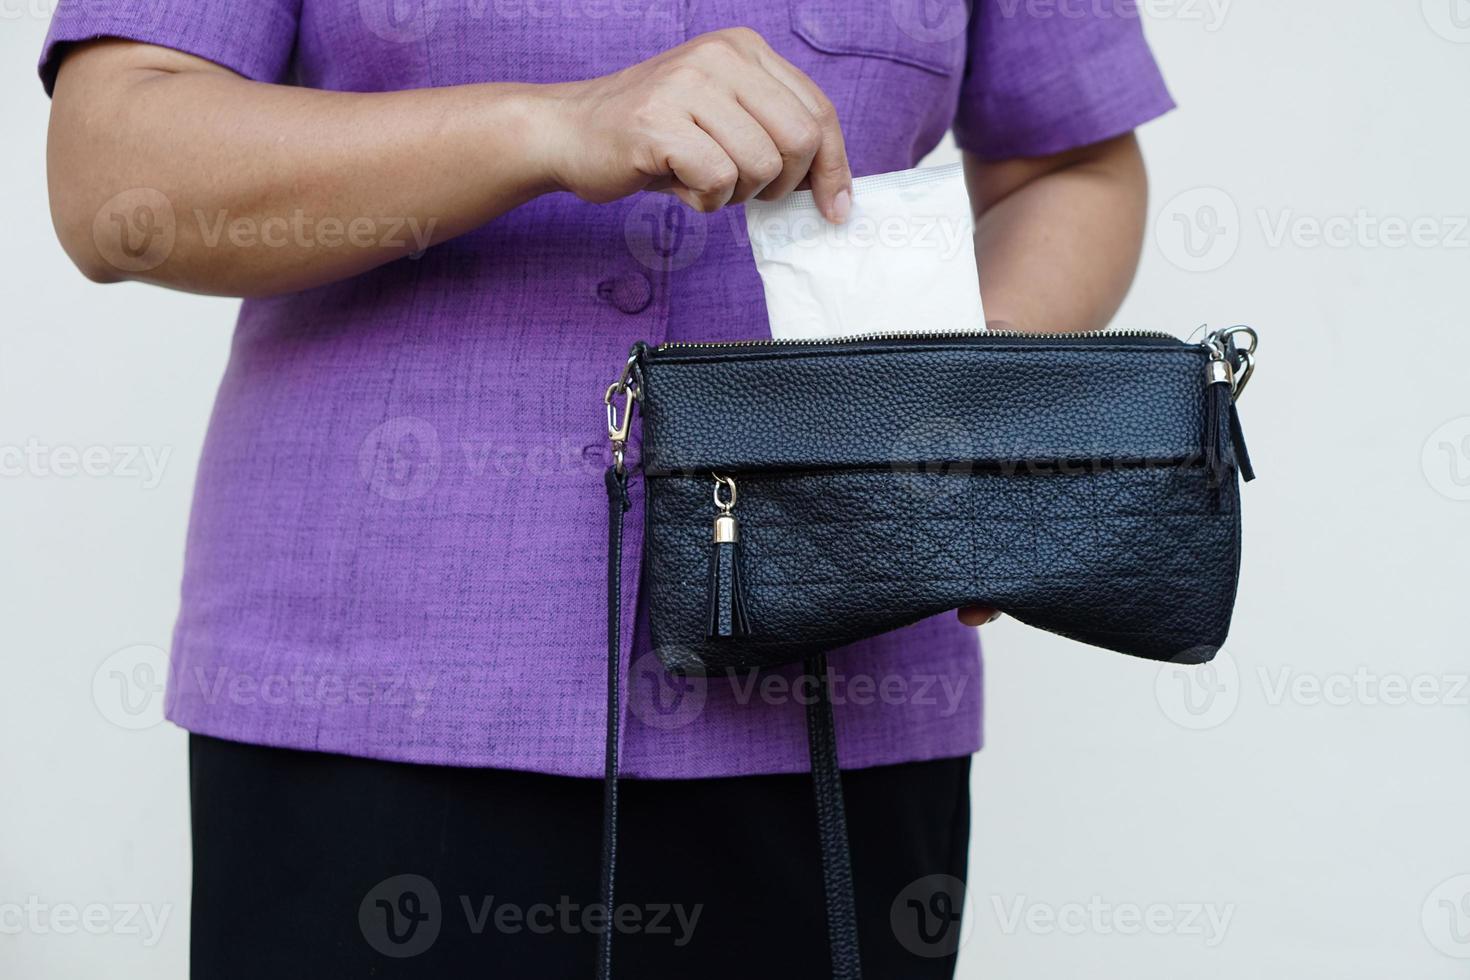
[4,2,1469,977]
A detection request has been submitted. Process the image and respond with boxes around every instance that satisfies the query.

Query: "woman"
[41,2,1172,976]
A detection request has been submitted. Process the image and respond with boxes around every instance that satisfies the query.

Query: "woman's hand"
[536,28,852,223]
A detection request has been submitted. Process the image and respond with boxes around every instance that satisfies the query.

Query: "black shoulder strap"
[803,649,864,980]
[600,465,862,980]
[598,466,630,980]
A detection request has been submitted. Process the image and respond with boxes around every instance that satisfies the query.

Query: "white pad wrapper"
[745,163,985,340]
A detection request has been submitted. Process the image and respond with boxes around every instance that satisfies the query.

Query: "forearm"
[965,134,1149,334]
[48,41,557,297]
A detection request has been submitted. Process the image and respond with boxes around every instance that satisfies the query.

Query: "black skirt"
[188,733,971,979]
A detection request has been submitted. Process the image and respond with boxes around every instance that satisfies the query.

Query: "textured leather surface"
[642,337,1210,474]
[637,336,1244,672]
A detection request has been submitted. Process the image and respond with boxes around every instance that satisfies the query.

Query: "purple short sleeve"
[953,0,1176,159]
[39,0,301,95]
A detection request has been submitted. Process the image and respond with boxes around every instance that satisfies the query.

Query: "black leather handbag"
[597,326,1259,980]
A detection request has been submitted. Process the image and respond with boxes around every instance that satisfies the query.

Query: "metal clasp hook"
[603,349,642,473]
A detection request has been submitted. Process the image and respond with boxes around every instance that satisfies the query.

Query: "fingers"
[957,607,1001,627]
[660,122,740,212]
[690,96,786,205]
[650,29,851,219]
[751,47,852,223]
[734,72,823,204]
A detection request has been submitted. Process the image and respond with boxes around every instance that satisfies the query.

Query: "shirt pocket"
[788,0,969,76]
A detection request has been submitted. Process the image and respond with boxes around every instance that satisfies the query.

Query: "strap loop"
[600,467,861,980]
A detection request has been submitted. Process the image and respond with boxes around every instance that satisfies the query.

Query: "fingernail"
[985,610,1003,624]
[830,188,851,224]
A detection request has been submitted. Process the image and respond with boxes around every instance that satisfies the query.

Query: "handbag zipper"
[609,328,1260,479]
[654,327,1182,351]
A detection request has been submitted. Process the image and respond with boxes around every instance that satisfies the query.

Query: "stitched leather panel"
[646,463,1239,672]
[640,339,1211,474]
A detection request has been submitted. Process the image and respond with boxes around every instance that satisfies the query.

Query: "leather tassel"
[1204,373,1232,488]
[706,519,751,639]
[1229,403,1256,482]
[706,475,751,639]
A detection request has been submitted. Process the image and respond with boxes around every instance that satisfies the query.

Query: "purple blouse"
[41,0,1173,777]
